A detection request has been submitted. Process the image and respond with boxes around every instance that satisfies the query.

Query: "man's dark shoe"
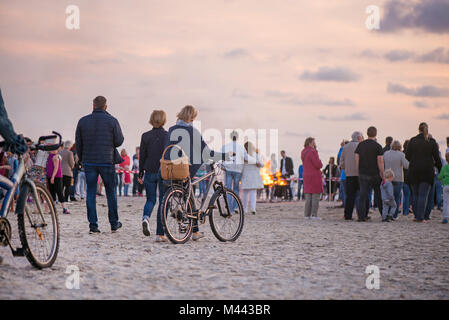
[357,217,367,222]
[111,222,122,233]
[89,228,101,234]
[0,255,3,265]
[70,197,78,202]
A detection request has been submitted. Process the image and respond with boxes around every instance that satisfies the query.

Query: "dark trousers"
[133,173,144,195]
[62,175,72,202]
[85,165,119,230]
[411,182,431,221]
[358,174,383,219]
[69,167,78,199]
[344,176,360,219]
[47,177,65,203]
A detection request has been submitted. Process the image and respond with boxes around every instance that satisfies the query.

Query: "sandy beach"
[1,196,448,300]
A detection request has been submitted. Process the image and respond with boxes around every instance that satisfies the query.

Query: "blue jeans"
[339,180,346,206]
[297,180,303,200]
[392,181,403,219]
[402,183,411,215]
[225,171,242,211]
[435,176,443,209]
[199,179,208,199]
[411,182,431,221]
[124,184,129,196]
[85,165,119,230]
[424,181,436,220]
[143,172,165,236]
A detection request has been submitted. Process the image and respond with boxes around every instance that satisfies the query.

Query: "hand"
[138,178,143,184]
[50,177,55,184]
[4,135,28,155]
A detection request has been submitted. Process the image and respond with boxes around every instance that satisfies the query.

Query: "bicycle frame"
[0,156,44,219]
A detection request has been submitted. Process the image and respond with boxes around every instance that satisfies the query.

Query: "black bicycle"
[161,161,244,244]
[0,132,62,269]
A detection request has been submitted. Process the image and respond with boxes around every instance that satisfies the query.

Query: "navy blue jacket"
[139,127,168,177]
[75,109,124,165]
[164,124,227,178]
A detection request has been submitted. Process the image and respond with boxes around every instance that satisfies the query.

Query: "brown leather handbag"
[160,144,190,180]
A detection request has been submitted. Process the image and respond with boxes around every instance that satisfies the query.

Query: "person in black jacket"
[75,96,124,234]
[139,110,168,242]
[280,150,294,200]
[406,122,442,222]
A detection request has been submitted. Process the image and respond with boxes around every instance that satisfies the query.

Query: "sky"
[0,0,448,169]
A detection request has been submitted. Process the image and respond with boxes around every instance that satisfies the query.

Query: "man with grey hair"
[340,131,363,220]
[59,140,75,204]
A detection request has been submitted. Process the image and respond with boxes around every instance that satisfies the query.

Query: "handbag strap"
[161,144,188,160]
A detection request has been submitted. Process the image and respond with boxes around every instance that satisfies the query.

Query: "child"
[437,152,449,224]
[381,169,396,222]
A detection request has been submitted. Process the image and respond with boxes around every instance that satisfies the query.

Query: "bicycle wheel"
[16,182,59,269]
[209,188,244,242]
[162,187,194,244]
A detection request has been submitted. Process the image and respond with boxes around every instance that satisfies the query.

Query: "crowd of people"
[299,125,449,224]
[2,92,448,251]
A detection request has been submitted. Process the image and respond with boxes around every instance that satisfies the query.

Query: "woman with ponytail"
[405,122,442,222]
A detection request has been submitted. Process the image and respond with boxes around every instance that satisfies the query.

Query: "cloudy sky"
[1,0,448,167]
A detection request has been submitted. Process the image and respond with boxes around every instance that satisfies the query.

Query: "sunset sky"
[1,0,448,168]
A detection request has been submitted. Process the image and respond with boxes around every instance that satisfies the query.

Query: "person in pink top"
[47,147,70,214]
[301,137,323,219]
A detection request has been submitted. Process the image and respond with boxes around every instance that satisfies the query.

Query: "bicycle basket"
[160,144,190,180]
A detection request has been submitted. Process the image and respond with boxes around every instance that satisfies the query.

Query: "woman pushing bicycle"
[163,105,232,241]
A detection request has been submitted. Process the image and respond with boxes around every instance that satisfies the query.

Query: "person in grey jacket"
[381,169,396,222]
[383,140,409,219]
[340,131,363,220]
[75,96,124,234]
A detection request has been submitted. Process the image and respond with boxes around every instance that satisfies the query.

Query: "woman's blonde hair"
[149,110,167,128]
[177,105,198,123]
[244,141,256,156]
[391,140,402,151]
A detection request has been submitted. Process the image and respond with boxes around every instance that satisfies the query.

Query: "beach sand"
[1,196,448,300]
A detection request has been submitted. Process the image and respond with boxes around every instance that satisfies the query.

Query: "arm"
[51,156,59,183]
[311,151,323,170]
[401,153,409,170]
[138,134,146,179]
[355,153,359,172]
[0,89,27,154]
[340,150,346,170]
[432,142,443,173]
[113,119,125,148]
[69,151,75,169]
[377,156,385,179]
[75,121,83,163]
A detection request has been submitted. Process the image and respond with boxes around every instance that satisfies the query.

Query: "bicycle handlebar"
[0,131,63,153]
[33,131,63,152]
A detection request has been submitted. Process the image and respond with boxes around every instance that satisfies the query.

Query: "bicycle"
[161,160,245,244]
[0,132,62,269]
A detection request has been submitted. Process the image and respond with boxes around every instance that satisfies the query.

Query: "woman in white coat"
[241,141,264,214]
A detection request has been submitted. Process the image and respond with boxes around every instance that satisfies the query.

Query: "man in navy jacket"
[75,96,124,234]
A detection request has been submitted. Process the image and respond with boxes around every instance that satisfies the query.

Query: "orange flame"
[260,161,288,186]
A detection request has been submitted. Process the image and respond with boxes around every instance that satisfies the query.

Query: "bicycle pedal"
[12,247,25,257]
